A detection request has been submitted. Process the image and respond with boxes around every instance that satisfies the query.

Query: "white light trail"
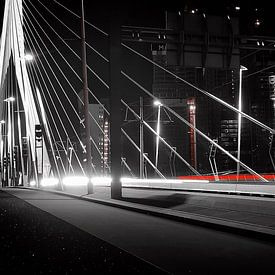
[62,176,89,186]
[29,180,36,187]
[91,177,112,186]
[88,177,209,187]
[40,178,59,187]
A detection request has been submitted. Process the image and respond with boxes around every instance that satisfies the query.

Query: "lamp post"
[140,97,144,179]
[4,97,15,186]
[237,65,248,180]
[80,0,93,194]
[0,120,5,186]
[154,100,162,169]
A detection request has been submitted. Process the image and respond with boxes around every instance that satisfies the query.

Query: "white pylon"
[0,0,51,186]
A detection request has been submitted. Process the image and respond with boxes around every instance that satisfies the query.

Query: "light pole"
[140,97,144,179]
[80,0,93,193]
[237,65,248,180]
[0,120,5,186]
[4,97,15,186]
[154,100,162,169]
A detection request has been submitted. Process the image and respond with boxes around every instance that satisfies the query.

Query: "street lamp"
[24,53,34,61]
[153,100,162,107]
[80,0,93,194]
[0,120,5,186]
[154,100,162,169]
[4,97,15,102]
[3,97,16,186]
[237,65,248,180]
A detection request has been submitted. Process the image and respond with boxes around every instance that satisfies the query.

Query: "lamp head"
[4,97,15,102]
[153,100,162,107]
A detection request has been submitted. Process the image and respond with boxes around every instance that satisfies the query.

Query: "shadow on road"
[122,193,189,208]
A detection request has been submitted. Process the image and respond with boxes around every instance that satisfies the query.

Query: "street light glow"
[240,65,248,71]
[41,178,59,187]
[24,54,34,61]
[121,178,209,184]
[91,177,112,186]
[255,19,261,26]
[0,120,5,124]
[62,176,89,186]
[4,97,15,102]
[29,180,36,187]
[153,100,162,106]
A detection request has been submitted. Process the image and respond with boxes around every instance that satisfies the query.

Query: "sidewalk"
[27,185,275,237]
[4,187,275,274]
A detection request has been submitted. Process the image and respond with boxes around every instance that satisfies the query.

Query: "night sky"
[0,1,274,35]
[0,6,275,275]
[0,0,274,174]
[0,0,274,138]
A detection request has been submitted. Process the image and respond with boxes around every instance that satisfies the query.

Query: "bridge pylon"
[0,0,53,187]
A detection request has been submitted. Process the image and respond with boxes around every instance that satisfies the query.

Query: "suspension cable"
[23,20,85,174]
[121,129,165,178]
[25,0,110,114]
[26,0,111,117]
[25,0,181,180]
[50,0,275,107]
[121,99,200,175]
[13,2,64,178]
[52,0,109,37]
[27,0,110,88]
[121,70,268,182]
[122,43,275,134]
[23,1,110,175]
[26,60,65,176]
[26,60,67,174]
[37,0,109,62]
[24,4,111,171]
[22,39,73,175]
[24,0,111,137]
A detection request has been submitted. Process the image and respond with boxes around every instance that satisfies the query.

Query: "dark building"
[150,9,275,176]
[151,11,242,176]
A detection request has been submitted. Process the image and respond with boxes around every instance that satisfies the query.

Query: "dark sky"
[0,0,274,167]
[0,0,274,35]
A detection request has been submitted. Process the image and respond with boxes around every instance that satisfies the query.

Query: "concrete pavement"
[41,185,275,236]
[4,187,275,274]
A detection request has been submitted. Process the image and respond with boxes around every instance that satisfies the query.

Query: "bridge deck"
[3,187,275,274]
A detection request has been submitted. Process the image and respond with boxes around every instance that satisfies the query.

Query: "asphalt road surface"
[2,188,275,274]
[0,190,167,274]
